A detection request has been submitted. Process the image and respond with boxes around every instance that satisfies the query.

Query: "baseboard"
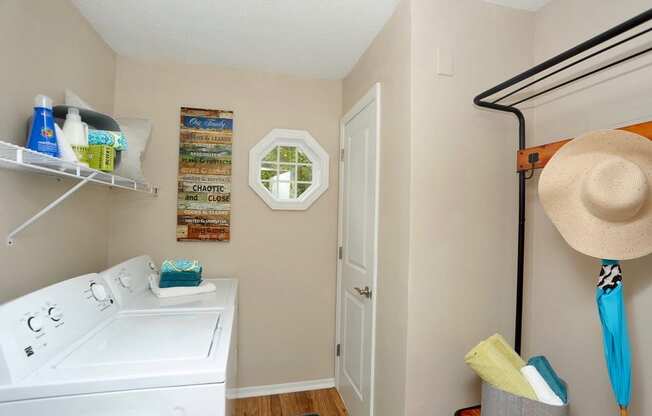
[230,378,336,399]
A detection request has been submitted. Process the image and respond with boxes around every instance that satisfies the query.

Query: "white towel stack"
[520,365,564,406]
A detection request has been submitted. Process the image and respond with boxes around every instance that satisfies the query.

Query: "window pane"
[260,169,276,181]
[297,150,311,163]
[279,164,296,182]
[297,165,312,181]
[276,181,293,200]
[261,180,275,196]
[279,146,297,162]
[297,183,311,197]
[263,147,278,162]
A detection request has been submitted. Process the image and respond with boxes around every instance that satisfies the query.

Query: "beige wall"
[343,1,412,415]
[524,1,652,415]
[0,0,115,302]
[110,56,342,387]
[406,1,534,414]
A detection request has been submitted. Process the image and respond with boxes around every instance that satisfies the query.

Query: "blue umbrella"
[596,260,632,416]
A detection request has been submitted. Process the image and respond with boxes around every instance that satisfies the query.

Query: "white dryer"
[101,255,234,313]
[0,264,237,416]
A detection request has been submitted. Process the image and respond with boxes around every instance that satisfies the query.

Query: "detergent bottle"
[62,107,89,166]
[26,95,59,157]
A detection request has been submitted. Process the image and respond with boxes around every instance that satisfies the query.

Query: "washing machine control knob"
[118,273,132,288]
[27,316,43,332]
[48,307,63,321]
[90,283,108,301]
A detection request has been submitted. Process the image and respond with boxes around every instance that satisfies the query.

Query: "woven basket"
[481,383,569,416]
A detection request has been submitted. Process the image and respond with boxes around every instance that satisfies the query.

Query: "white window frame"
[249,129,329,210]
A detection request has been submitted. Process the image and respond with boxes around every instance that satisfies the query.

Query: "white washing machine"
[0,260,237,416]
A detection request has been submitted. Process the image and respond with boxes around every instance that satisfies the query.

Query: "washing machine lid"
[57,311,220,368]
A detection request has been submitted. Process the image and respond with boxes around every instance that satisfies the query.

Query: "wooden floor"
[235,388,348,416]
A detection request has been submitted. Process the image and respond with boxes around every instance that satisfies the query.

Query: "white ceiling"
[71,0,400,80]
[483,0,551,11]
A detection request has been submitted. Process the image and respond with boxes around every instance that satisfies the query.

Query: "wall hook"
[524,152,539,180]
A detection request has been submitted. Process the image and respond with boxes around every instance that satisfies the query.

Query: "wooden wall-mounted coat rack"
[516,120,652,172]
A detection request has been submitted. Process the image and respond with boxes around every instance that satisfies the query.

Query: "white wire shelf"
[0,140,158,246]
[0,140,157,194]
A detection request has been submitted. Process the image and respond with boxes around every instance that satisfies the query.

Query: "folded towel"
[149,274,215,298]
[159,279,202,288]
[160,271,202,281]
[88,129,128,150]
[161,259,202,274]
[520,365,564,406]
[490,333,527,370]
[528,356,568,403]
[465,334,536,400]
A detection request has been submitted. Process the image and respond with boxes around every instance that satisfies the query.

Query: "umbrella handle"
[620,406,628,416]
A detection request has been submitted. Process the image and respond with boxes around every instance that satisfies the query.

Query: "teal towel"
[161,259,202,274]
[528,356,568,403]
[160,271,202,281]
[159,279,202,288]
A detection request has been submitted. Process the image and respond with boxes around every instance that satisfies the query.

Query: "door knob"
[354,286,372,299]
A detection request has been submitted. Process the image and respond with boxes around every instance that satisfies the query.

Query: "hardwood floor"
[235,388,348,416]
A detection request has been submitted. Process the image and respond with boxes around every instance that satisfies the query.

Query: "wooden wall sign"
[176,107,233,242]
[516,120,652,172]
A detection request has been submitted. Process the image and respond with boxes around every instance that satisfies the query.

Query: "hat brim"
[538,129,652,260]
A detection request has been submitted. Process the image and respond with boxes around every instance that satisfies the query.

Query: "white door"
[336,84,380,416]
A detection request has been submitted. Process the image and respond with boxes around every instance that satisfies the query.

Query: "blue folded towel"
[159,279,202,288]
[160,271,202,281]
[161,259,202,274]
[527,356,568,403]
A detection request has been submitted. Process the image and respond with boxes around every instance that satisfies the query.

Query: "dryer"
[101,255,234,313]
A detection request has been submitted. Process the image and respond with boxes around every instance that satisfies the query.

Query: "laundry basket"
[481,383,569,416]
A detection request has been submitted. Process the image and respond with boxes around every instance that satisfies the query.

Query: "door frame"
[335,82,381,416]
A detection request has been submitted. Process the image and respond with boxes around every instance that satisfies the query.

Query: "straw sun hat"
[539,129,652,260]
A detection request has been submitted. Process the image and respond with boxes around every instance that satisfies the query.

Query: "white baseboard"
[230,378,336,399]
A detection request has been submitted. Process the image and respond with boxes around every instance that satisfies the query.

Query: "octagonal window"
[249,129,329,210]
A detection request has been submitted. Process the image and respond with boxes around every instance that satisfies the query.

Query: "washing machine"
[0,264,237,416]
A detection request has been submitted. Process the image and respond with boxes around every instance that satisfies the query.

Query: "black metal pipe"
[509,44,652,106]
[476,7,652,103]
[492,26,652,105]
[472,100,526,354]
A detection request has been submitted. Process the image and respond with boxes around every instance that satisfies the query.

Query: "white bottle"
[54,124,78,164]
[62,108,88,146]
[62,107,89,167]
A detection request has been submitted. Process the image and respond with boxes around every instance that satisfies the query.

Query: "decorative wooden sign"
[516,120,652,172]
[176,107,233,242]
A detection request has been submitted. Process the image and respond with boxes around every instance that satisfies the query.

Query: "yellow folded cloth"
[464,333,536,400]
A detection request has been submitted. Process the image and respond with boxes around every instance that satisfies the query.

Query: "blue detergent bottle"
[26,95,59,157]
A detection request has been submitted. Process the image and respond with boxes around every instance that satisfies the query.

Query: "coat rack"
[472,7,652,358]
[473,4,652,353]
[516,120,652,173]
[456,7,652,416]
